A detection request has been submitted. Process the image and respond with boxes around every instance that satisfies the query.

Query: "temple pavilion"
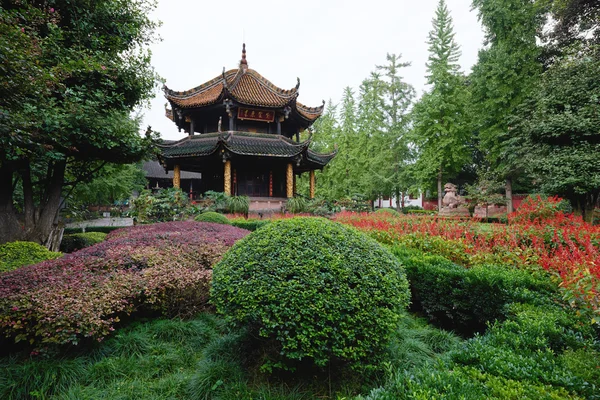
[158,44,335,203]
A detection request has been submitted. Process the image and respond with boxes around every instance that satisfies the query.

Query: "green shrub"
[285,196,308,213]
[129,188,190,224]
[375,208,401,217]
[227,196,249,215]
[229,218,270,231]
[202,190,229,213]
[0,241,62,273]
[63,226,123,235]
[60,232,107,253]
[211,217,410,372]
[391,246,556,336]
[405,209,435,215]
[194,211,231,225]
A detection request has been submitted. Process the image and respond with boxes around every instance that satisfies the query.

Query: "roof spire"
[240,43,248,72]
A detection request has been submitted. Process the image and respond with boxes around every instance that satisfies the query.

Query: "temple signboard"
[237,107,275,123]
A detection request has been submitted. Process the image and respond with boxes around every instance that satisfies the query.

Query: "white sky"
[141,0,485,140]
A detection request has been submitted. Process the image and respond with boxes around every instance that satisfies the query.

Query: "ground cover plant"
[211,217,410,373]
[0,221,249,348]
[334,195,600,322]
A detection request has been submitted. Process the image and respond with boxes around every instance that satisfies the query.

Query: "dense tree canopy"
[0,0,159,246]
[510,44,600,220]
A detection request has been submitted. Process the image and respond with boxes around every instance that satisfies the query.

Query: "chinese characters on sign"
[237,108,275,123]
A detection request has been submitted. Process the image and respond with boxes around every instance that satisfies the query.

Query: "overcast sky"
[141,0,485,140]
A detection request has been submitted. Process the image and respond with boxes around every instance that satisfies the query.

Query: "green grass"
[0,312,460,399]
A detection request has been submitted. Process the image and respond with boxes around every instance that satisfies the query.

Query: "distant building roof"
[142,160,202,179]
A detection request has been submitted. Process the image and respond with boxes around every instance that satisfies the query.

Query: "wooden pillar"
[269,170,273,197]
[309,170,315,199]
[189,118,195,136]
[286,163,293,198]
[173,165,181,189]
[224,160,231,195]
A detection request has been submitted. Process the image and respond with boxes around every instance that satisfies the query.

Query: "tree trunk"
[0,162,23,244]
[21,161,36,237]
[395,187,401,212]
[437,168,443,211]
[24,159,66,246]
[506,177,513,214]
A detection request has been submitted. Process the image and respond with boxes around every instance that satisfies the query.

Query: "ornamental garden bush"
[211,217,410,371]
[60,232,107,253]
[0,221,249,347]
[194,211,231,225]
[0,242,62,273]
[391,246,557,336]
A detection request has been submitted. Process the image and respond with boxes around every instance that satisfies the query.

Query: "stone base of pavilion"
[248,197,287,213]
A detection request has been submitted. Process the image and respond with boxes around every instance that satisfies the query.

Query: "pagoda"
[159,44,335,203]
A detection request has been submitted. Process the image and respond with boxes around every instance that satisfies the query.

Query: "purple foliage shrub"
[0,221,249,347]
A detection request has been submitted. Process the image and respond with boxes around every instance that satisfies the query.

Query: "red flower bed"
[334,197,600,320]
[0,221,249,347]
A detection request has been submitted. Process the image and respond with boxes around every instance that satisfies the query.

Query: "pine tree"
[411,0,472,210]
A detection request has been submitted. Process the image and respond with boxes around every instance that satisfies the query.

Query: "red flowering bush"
[334,202,600,322]
[0,221,249,347]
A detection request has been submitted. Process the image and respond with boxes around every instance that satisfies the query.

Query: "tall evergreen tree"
[470,0,546,211]
[411,0,472,210]
[376,54,416,209]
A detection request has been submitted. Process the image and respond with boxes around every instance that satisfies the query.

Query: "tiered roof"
[158,131,336,172]
[163,44,324,123]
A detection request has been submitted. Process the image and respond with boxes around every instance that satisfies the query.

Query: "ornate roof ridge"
[163,70,236,99]
[227,68,298,99]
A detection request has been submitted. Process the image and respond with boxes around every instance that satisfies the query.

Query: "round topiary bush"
[211,217,410,371]
[195,211,231,225]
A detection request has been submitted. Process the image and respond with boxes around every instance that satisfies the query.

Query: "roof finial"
[240,43,248,71]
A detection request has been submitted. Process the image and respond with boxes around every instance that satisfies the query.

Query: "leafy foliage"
[0,0,160,245]
[211,217,410,371]
[285,196,308,213]
[194,212,231,225]
[0,222,249,347]
[130,188,190,224]
[391,246,556,336]
[0,242,62,273]
[59,232,107,253]
[227,195,249,215]
[510,44,600,220]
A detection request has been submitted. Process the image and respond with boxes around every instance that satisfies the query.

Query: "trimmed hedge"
[228,218,270,231]
[60,232,107,253]
[194,211,231,225]
[211,217,410,371]
[63,226,123,235]
[0,222,249,347]
[0,242,62,273]
[391,246,557,336]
